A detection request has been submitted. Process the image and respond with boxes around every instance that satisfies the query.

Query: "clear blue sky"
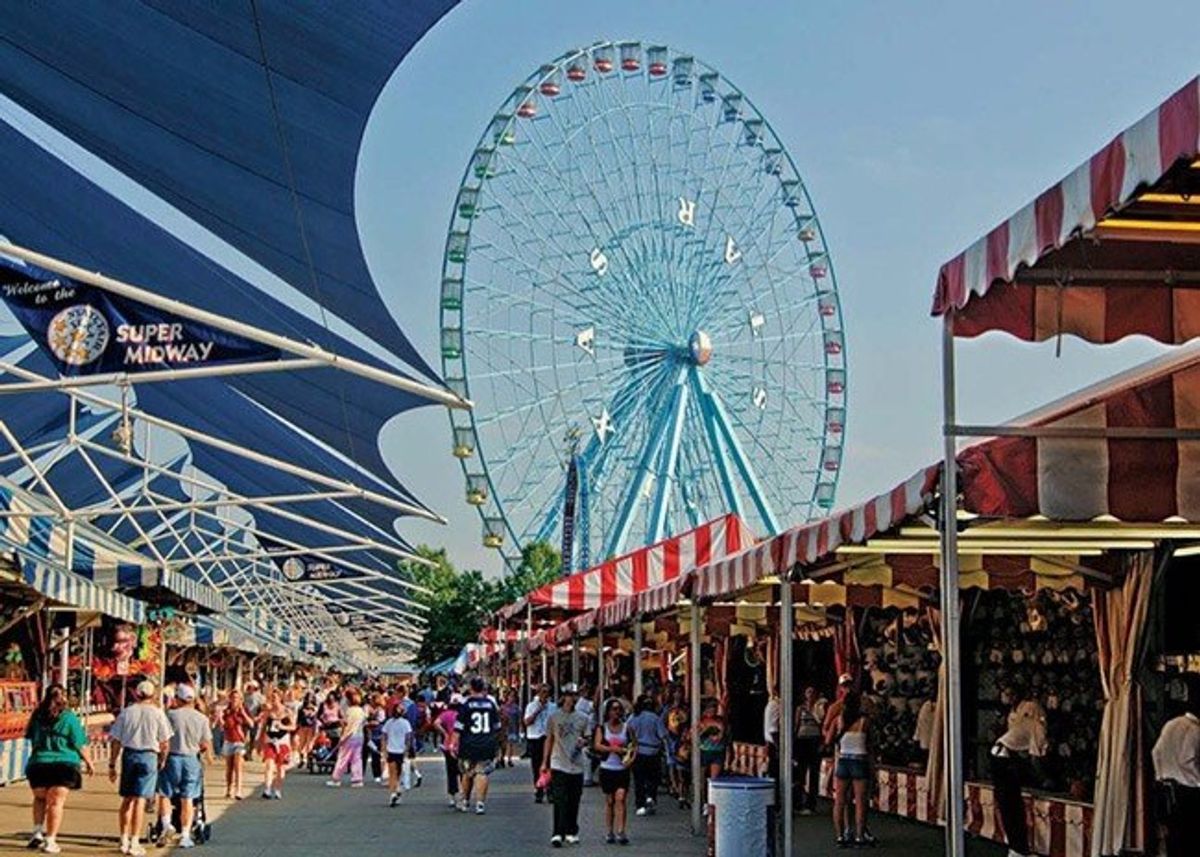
[356,0,1195,575]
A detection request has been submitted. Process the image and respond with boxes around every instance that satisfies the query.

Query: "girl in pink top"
[434,700,462,807]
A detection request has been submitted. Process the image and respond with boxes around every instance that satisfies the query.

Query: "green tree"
[401,541,562,667]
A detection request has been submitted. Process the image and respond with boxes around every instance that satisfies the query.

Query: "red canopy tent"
[929,76,1200,857]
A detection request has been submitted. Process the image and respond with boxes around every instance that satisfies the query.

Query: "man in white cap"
[108,680,173,856]
[154,684,213,849]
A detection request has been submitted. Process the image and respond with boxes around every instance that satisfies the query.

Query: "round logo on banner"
[281,557,305,581]
[47,305,110,366]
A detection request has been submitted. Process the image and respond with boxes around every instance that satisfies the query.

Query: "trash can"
[707,776,775,857]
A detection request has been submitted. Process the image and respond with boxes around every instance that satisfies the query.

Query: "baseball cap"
[838,673,853,686]
[175,684,196,702]
[561,682,579,695]
[135,680,157,699]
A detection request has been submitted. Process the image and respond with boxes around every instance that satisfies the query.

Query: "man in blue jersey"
[455,677,502,815]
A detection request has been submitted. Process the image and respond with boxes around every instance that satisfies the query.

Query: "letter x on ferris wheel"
[440,40,847,569]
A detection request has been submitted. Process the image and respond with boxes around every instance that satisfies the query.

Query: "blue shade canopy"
[0,121,433,488]
[0,0,458,379]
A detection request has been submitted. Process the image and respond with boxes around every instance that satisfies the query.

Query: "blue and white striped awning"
[90,565,227,615]
[0,484,225,614]
[19,558,145,624]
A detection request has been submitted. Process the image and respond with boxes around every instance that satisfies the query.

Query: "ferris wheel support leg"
[692,368,746,523]
[646,378,690,544]
[604,368,687,557]
[697,372,781,535]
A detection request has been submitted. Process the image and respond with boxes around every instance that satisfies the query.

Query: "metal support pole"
[597,630,606,700]
[689,602,703,835]
[541,650,548,685]
[633,617,644,699]
[940,317,966,857]
[524,605,533,714]
[571,636,580,685]
[780,578,795,856]
[56,628,69,688]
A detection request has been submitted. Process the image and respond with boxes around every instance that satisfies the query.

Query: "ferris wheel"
[440,41,847,568]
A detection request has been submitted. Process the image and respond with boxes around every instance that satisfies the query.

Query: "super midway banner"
[0,256,279,375]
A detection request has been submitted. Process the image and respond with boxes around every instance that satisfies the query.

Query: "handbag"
[536,769,552,791]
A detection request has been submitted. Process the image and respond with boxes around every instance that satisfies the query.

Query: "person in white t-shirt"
[524,684,556,803]
[380,702,414,808]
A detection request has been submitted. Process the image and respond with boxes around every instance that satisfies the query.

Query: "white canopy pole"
[689,602,703,835]
[632,617,644,699]
[0,358,325,393]
[780,577,795,856]
[0,241,471,410]
[940,316,966,857]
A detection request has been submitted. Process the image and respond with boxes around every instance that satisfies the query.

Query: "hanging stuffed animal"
[2,641,23,680]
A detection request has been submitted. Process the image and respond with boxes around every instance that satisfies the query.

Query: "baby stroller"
[307,725,341,775]
[148,758,212,846]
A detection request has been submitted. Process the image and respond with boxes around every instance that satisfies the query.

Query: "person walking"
[294,690,318,768]
[380,700,414,807]
[627,694,665,816]
[524,683,555,803]
[23,684,93,854]
[326,688,366,787]
[594,699,635,845]
[576,682,596,787]
[241,681,264,762]
[434,695,462,808]
[108,680,173,857]
[455,677,502,815]
[401,687,425,788]
[828,689,875,848]
[154,684,213,848]
[661,687,690,808]
[1152,693,1200,857]
[542,684,589,847]
[363,693,386,785]
[500,688,520,767]
[695,698,727,814]
[794,685,826,815]
[257,689,295,799]
[219,688,254,800]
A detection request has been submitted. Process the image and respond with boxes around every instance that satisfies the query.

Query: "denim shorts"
[835,755,870,781]
[119,749,159,799]
[157,754,203,799]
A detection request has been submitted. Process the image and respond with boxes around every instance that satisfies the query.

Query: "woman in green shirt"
[24,683,93,854]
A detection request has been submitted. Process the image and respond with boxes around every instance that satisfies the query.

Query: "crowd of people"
[18,670,745,853]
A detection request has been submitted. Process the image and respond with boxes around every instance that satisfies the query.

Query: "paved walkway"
[1,757,1008,857]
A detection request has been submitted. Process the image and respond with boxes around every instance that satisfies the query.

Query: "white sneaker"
[27,832,45,849]
[564,835,580,845]
[374,776,383,784]
[39,841,61,855]
[324,779,341,787]
[475,802,486,815]
[156,824,176,846]
[456,799,468,813]
[178,836,196,850]
[118,837,131,855]
[447,795,458,808]
[550,835,563,848]
[635,807,648,816]
[128,844,147,857]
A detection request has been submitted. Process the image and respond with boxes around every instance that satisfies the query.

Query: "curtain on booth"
[925,605,947,823]
[833,608,860,685]
[1090,551,1155,857]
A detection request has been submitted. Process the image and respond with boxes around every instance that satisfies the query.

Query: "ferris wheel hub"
[688,330,713,366]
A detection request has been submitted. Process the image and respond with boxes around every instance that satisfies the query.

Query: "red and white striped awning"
[522,514,748,612]
[690,468,940,600]
[959,344,1200,521]
[932,77,1200,344]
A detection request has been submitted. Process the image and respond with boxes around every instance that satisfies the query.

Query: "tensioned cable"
[248,0,363,475]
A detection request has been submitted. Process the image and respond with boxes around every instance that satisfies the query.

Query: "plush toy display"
[965,588,1101,798]
[857,608,939,768]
